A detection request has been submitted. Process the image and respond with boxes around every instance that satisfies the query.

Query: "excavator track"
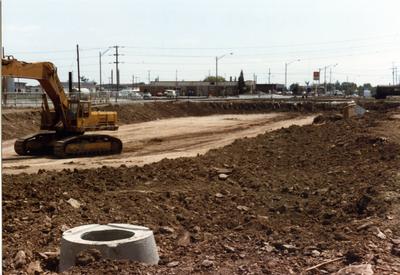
[53,134,122,158]
[14,131,57,156]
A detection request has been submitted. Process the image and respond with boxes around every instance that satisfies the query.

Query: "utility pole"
[99,47,111,92]
[175,69,178,90]
[268,68,271,84]
[148,70,151,84]
[111,45,122,102]
[99,52,102,91]
[215,53,233,97]
[285,59,300,90]
[324,67,327,94]
[111,69,113,90]
[392,64,395,85]
[76,44,81,96]
[132,75,134,89]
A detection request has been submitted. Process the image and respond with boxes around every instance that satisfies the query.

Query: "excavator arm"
[2,57,69,128]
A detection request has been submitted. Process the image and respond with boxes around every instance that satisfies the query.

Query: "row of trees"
[289,81,376,95]
[203,70,247,94]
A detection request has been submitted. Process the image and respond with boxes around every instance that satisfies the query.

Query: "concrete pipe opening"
[60,223,159,272]
[81,229,135,242]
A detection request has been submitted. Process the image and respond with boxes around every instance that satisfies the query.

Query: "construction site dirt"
[2,101,400,274]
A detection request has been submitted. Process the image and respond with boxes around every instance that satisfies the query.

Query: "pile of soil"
[3,111,400,274]
[1,109,41,140]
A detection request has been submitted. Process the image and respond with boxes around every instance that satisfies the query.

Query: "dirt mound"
[1,100,346,141]
[2,109,41,140]
[3,111,400,274]
[313,113,343,124]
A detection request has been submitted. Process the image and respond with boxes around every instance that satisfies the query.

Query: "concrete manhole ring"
[60,223,159,271]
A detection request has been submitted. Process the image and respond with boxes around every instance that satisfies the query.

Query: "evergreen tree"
[238,70,246,94]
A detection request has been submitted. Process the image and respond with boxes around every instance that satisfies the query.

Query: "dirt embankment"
[3,110,400,274]
[5,99,394,140]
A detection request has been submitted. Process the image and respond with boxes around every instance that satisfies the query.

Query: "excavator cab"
[68,100,90,120]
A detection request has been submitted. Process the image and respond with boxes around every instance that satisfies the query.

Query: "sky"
[3,0,400,86]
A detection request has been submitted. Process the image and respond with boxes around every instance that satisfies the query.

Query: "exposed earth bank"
[4,99,398,140]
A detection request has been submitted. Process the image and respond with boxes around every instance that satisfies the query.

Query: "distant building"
[138,80,256,96]
[26,85,44,93]
[14,81,27,93]
[255,84,285,93]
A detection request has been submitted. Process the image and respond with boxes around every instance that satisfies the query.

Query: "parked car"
[118,89,142,99]
[131,92,143,99]
[143,92,152,99]
[164,89,177,98]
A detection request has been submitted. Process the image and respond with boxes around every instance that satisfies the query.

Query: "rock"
[236,205,250,211]
[392,245,400,257]
[375,228,386,240]
[167,261,179,267]
[61,224,70,232]
[26,261,43,275]
[14,250,27,268]
[66,198,81,209]
[344,250,362,264]
[201,259,214,268]
[175,213,185,221]
[223,244,235,253]
[215,193,224,198]
[263,243,274,253]
[311,250,321,257]
[216,168,233,174]
[356,221,374,231]
[336,264,374,275]
[384,229,392,236]
[391,238,400,245]
[334,232,349,241]
[159,226,175,234]
[218,174,229,180]
[257,215,270,229]
[282,244,297,252]
[192,226,201,233]
[177,231,191,247]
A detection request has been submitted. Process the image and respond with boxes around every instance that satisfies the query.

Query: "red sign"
[313,71,320,81]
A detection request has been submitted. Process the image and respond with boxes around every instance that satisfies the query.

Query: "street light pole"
[284,59,300,90]
[215,52,233,97]
[99,47,111,92]
[319,63,338,94]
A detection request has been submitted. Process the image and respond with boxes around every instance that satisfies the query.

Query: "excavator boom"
[2,58,69,128]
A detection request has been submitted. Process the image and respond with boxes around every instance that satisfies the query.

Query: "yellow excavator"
[2,57,122,158]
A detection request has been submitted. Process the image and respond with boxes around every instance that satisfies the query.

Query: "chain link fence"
[1,92,112,108]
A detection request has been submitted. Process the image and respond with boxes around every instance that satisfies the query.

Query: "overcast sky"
[4,0,400,86]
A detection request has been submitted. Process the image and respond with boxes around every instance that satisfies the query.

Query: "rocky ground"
[2,104,400,274]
